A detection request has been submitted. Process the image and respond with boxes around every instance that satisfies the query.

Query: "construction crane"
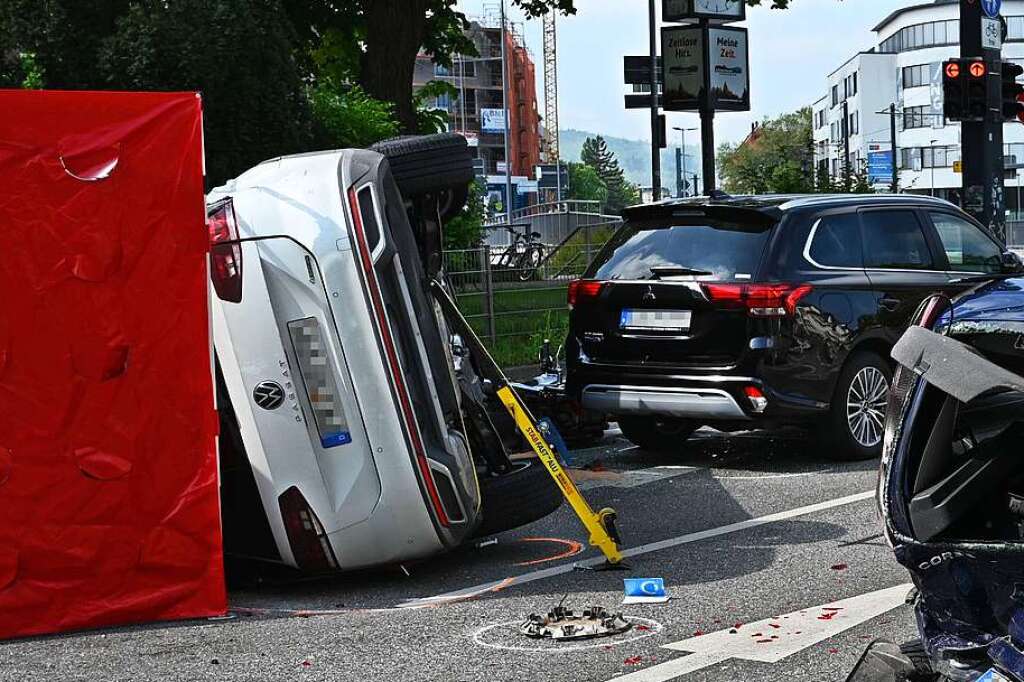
[542,11,559,167]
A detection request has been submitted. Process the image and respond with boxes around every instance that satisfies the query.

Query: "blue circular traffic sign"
[982,0,1002,19]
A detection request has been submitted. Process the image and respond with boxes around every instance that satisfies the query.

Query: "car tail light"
[568,279,606,309]
[207,199,243,303]
[913,294,950,330]
[744,385,768,413]
[278,486,338,571]
[288,317,352,449]
[347,186,450,527]
[702,283,812,317]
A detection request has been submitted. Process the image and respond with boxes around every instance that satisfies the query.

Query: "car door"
[860,207,949,345]
[924,209,1005,297]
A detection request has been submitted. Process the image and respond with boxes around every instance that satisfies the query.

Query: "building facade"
[412,18,542,212]
[812,0,1024,214]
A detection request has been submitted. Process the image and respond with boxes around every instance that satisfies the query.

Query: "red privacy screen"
[0,90,226,639]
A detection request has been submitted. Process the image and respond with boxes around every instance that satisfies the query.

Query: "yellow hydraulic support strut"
[429,280,623,566]
[494,385,623,566]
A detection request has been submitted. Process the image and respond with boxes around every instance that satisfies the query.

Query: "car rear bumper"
[581,384,749,420]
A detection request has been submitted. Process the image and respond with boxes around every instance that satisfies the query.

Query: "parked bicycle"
[490,224,546,281]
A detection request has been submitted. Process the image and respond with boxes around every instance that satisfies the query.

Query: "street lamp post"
[673,126,697,197]
[929,139,938,198]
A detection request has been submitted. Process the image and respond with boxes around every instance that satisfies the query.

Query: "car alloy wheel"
[846,366,889,448]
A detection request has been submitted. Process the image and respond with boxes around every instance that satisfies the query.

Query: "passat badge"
[623,578,669,604]
[253,381,285,410]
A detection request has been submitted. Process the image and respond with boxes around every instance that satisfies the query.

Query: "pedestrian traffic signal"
[1002,61,1024,123]
[943,59,967,121]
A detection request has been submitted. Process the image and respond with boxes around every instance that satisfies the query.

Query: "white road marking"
[607,583,913,682]
[712,470,825,480]
[396,490,874,609]
[472,616,664,653]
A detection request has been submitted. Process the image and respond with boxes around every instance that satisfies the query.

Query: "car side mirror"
[1000,250,1023,273]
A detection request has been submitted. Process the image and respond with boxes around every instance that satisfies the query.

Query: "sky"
[457,0,910,146]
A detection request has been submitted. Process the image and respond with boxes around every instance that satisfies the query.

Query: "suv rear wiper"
[649,266,713,278]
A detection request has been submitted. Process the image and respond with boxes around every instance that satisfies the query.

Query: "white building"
[811,0,1024,214]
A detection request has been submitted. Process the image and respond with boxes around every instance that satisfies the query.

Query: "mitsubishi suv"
[565,194,1021,460]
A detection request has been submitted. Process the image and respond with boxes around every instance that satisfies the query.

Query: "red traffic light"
[945,62,961,79]
[969,61,987,78]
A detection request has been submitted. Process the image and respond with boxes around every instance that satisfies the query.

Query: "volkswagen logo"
[253,381,285,410]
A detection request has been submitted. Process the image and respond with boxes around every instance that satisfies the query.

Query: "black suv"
[565,194,1022,460]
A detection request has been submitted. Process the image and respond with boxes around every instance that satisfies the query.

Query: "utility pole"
[959,0,1006,239]
[889,103,899,193]
[648,0,661,200]
[500,0,514,222]
[673,126,696,197]
[675,147,683,197]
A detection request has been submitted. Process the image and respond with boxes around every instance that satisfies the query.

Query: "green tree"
[444,180,487,249]
[581,135,637,214]
[565,162,608,206]
[717,107,814,194]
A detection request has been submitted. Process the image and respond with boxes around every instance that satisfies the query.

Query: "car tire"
[370,133,474,217]
[472,460,563,538]
[617,416,698,453]
[821,350,892,461]
[898,639,938,681]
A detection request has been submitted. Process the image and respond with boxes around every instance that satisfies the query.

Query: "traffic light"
[943,59,966,120]
[1002,61,1024,123]
[967,59,988,120]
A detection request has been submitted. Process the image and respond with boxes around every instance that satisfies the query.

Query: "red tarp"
[0,90,226,639]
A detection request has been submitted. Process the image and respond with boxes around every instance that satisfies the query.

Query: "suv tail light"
[207,199,242,303]
[278,486,338,572]
[568,279,606,309]
[702,283,812,317]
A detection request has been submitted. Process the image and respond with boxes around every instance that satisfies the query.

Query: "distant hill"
[559,128,700,192]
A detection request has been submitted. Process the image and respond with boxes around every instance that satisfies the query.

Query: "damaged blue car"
[849,272,1024,682]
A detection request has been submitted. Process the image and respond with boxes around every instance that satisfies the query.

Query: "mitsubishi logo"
[253,381,285,410]
[642,286,657,304]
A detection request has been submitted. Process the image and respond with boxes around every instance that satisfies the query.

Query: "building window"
[831,121,840,143]
[434,63,451,76]
[815,109,826,129]
[831,85,839,108]
[879,18,958,53]
[848,111,859,135]
[901,145,959,169]
[843,73,857,99]
[903,105,929,130]
[902,64,931,89]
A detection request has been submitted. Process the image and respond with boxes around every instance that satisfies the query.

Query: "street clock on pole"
[663,0,745,23]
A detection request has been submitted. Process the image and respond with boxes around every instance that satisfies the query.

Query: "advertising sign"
[708,26,750,111]
[662,26,704,111]
[480,108,506,133]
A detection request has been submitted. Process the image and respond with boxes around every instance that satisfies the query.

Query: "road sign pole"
[699,18,715,194]
[960,0,1006,240]
[649,0,661,201]
[890,103,899,193]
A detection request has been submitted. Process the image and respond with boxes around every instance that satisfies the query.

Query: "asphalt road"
[0,427,919,682]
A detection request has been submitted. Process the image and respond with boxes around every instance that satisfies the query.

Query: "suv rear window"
[590,217,774,281]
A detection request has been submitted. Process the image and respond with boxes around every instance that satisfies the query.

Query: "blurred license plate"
[620,309,691,331]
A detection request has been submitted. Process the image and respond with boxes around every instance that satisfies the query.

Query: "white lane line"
[397,490,874,609]
[575,466,698,491]
[608,583,913,681]
[712,470,826,480]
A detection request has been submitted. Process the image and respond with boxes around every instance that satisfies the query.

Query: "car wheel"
[472,460,563,538]
[821,351,892,461]
[617,416,698,453]
[370,133,474,219]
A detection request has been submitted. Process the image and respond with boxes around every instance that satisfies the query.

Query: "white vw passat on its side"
[207,135,562,572]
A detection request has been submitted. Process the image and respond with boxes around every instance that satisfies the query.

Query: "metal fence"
[443,216,621,367]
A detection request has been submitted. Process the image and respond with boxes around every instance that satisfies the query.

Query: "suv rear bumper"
[581,384,749,420]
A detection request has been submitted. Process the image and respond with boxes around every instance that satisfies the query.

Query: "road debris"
[623,578,669,604]
[521,602,632,641]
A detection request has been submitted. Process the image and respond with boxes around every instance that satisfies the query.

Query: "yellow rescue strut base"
[495,385,623,565]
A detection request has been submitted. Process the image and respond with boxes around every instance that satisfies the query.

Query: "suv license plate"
[620,309,691,331]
